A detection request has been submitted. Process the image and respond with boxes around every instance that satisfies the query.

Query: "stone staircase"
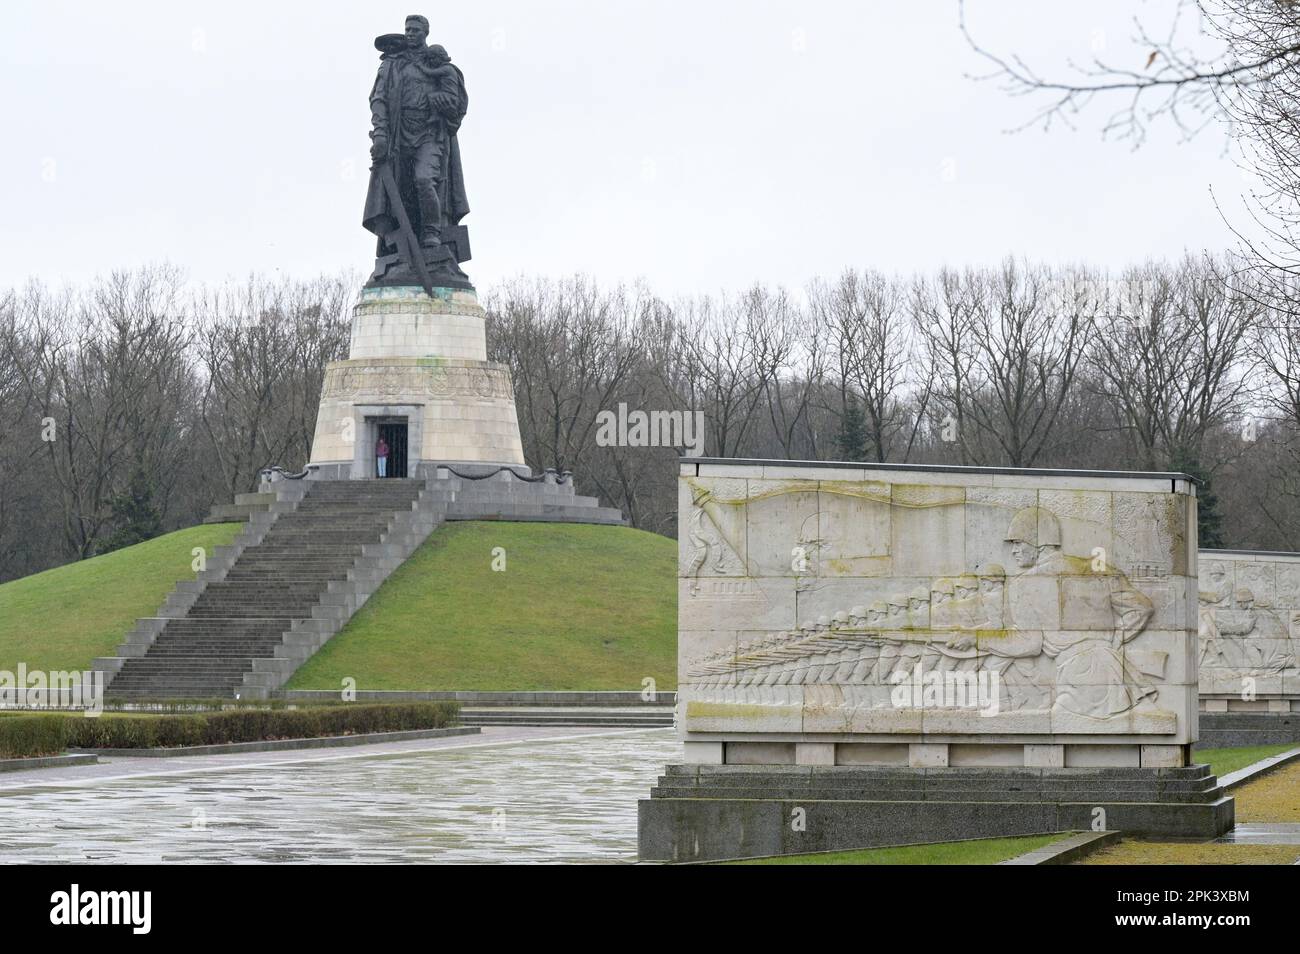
[97,469,626,700]
[458,706,674,728]
[98,479,448,699]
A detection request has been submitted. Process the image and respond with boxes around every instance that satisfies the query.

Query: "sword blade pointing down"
[377,160,436,299]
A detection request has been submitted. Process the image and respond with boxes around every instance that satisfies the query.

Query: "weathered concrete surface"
[638,763,1233,862]
[1198,549,1300,714]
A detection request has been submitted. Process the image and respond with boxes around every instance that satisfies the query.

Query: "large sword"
[376,160,436,299]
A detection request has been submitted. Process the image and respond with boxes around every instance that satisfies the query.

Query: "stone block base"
[1194,712,1300,748]
[285,466,627,527]
[693,739,1192,769]
[637,763,1234,862]
[1200,696,1297,713]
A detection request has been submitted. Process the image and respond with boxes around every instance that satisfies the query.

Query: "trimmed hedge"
[1,702,459,755]
[100,697,367,712]
[66,702,459,749]
[0,714,70,758]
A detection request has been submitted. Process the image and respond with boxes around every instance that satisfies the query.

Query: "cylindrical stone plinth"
[308,285,526,477]
[348,285,488,362]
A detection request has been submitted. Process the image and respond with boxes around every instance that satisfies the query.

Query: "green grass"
[1234,759,1300,822]
[1195,743,1297,779]
[1077,839,1300,865]
[0,524,242,675]
[286,521,676,691]
[723,834,1067,865]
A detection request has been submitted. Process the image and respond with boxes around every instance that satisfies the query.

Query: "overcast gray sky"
[0,0,1256,295]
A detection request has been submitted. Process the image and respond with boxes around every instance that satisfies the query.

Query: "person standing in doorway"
[376,435,390,478]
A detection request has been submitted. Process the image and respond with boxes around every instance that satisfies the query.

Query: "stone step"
[186,609,313,618]
[226,560,362,568]
[651,764,1225,805]
[110,673,259,685]
[660,764,1216,781]
[236,549,366,557]
[649,782,1223,804]
[461,714,673,727]
[146,643,282,654]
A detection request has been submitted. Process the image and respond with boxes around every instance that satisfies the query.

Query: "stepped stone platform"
[204,491,276,524]
[431,466,625,525]
[638,763,1235,862]
[457,707,673,728]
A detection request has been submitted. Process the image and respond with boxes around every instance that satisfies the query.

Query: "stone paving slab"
[0,725,674,792]
[0,727,681,864]
[1215,823,1300,845]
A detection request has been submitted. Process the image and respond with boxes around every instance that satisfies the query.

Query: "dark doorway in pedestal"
[376,419,408,478]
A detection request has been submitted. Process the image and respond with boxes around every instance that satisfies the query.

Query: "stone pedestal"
[308,285,525,478]
[638,457,1232,861]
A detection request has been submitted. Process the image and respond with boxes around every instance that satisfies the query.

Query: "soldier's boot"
[417,182,443,248]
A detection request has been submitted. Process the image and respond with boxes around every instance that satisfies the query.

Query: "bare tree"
[3,268,194,558]
[914,260,1093,467]
[194,276,350,498]
[488,276,648,474]
[662,292,772,458]
[963,1,1300,287]
[1089,256,1258,469]
[810,269,917,462]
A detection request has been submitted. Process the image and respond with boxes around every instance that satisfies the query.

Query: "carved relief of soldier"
[686,503,1166,720]
[1198,559,1300,677]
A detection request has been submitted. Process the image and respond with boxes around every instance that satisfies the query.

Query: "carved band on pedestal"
[322,363,515,402]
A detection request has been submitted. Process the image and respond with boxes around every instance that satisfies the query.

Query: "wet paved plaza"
[0,727,680,864]
[1216,823,1300,846]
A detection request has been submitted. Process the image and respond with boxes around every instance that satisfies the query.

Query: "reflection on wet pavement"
[1215,823,1300,845]
[0,728,679,864]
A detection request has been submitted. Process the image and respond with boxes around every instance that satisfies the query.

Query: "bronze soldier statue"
[362,15,472,292]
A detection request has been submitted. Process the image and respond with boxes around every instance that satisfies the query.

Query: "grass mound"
[286,521,677,691]
[0,524,242,675]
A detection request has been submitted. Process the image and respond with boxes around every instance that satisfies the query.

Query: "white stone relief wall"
[1198,551,1300,706]
[678,463,1200,762]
